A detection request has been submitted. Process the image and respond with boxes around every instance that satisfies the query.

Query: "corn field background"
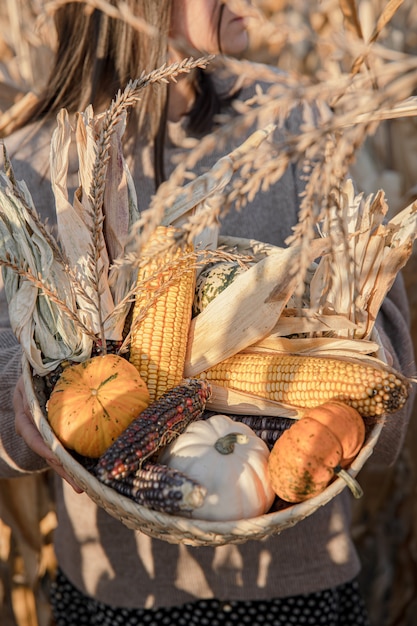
[0,1,417,625]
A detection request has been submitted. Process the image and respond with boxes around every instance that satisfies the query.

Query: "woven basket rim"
[23,356,384,547]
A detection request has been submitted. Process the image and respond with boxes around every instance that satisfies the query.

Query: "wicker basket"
[23,356,384,547]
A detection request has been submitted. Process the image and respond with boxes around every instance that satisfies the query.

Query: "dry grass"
[0,1,417,625]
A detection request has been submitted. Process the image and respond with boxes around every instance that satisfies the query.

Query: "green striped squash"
[193,261,250,317]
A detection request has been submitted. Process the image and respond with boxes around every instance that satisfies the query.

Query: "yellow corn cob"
[130,226,195,402]
[199,352,409,417]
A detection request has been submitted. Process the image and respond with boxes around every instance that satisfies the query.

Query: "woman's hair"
[18,0,233,185]
[24,1,172,137]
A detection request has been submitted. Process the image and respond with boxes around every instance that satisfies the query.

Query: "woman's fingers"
[45,457,84,494]
[13,376,84,493]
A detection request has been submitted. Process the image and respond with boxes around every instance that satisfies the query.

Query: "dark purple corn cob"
[42,340,125,398]
[94,378,212,482]
[97,461,206,514]
[91,338,124,357]
[41,360,71,396]
[230,414,295,449]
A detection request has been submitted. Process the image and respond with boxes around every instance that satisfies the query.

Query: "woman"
[1,2,414,625]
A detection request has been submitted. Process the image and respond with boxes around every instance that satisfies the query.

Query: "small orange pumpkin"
[47,354,150,458]
[267,410,364,503]
[301,401,365,466]
[268,417,344,502]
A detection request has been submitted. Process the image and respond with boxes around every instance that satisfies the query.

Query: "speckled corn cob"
[94,378,211,481]
[200,352,409,417]
[130,226,195,403]
[97,461,207,514]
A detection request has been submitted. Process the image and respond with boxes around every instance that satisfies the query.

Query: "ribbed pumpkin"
[302,401,365,466]
[47,354,150,458]
[268,414,363,503]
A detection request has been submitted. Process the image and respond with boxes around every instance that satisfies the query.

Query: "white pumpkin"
[159,414,275,521]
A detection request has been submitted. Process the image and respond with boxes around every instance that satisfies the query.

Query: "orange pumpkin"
[301,401,365,466]
[268,417,344,502]
[47,354,150,458]
[267,409,364,503]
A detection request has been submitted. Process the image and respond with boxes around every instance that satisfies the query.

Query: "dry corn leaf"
[339,0,364,39]
[0,91,38,137]
[101,114,138,260]
[265,312,358,337]
[354,96,417,125]
[161,156,235,228]
[253,335,379,355]
[184,237,329,377]
[218,235,286,262]
[369,0,405,45]
[309,179,417,341]
[207,383,298,417]
[76,107,139,337]
[51,109,123,340]
[0,157,92,374]
[350,0,405,74]
[161,125,276,256]
[352,197,417,339]
[361,201,417,339]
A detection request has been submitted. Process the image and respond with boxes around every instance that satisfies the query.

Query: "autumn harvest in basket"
[1,32,417,534]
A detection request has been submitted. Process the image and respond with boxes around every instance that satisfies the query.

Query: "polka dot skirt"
[50,568,370,626]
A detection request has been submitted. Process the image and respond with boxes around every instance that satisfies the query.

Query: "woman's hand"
[13,375,83,493]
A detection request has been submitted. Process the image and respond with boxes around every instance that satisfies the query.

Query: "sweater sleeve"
[0,266,49,477]
[368,272,416,466]
[0,329,49,477]
[0,124,57,477]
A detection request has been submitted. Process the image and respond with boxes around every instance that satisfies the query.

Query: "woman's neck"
[167,74,196,123]
[167,47,197,122]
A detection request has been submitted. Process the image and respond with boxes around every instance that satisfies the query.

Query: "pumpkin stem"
[214,433,249,455]
[334,465,363,499]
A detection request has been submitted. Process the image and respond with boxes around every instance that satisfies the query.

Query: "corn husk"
[310,179,417,339]
[184,236,329,377]
[0,153,93,375]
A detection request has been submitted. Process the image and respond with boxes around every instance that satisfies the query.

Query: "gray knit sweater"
[0,69,415,609]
